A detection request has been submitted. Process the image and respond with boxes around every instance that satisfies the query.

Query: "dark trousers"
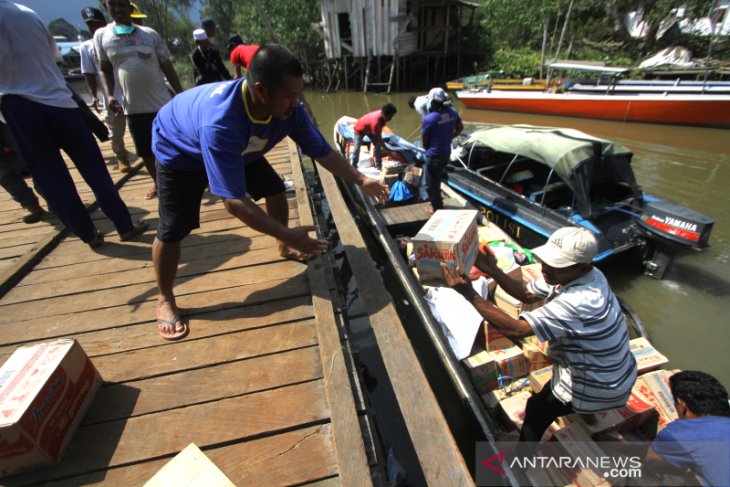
[0,122,38,209]
[419,153,449,210]
[1,96,133,242]
[519,381,574,443]
[350,131,381,169]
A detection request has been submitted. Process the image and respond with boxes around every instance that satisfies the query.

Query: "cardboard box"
[492,264,544,318]
[378,172,400,188]
[480,378,531,409]
[529,366,553,393]
[498,389,532,429]
[490,346,531,382]
[463,350,500,394]
[630,337,669,373]
[144,443,235,487]
[0,339,102,476]
[566,389,656,436]
[413,210,479,285]
[521,336,551,371]
[552,423,612,487]
[634,370,679,431]
[483,321,513,352]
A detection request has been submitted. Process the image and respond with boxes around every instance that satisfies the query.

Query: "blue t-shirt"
[422,107,461,159]
[651,416,730,487]
[152,79,331,198]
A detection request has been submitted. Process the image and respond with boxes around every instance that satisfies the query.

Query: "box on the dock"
[635,370,679,432]
[492,264,544,319]
[529,366,553,393]
[412,209,479,285]
[144,443,235,487]
[0,339,102,477]
[630,337,669,373]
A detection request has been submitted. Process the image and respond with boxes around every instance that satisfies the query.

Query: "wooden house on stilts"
[316,0,482,92]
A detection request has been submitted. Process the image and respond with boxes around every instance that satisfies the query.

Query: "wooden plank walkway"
[0,138,376,485]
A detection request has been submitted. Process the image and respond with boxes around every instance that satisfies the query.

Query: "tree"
[48,18,79,41]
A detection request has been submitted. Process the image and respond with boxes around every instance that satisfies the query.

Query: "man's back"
[422,107,460,157]
[230,44,259,71]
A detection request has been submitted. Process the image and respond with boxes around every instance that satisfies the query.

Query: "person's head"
[201,18,216,38]
[407,96,417,109]
[247,44,303,120]
[532,226,597,285]
[670,371,730,419]
[104,0,132,24]
[381,103,397,122]
[193,28,209,47]
[428,87,450,112]
[226,34,243,54]
[81,6,107,35]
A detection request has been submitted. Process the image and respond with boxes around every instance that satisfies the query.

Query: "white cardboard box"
[412,209,479,285]
[144,443,235,487]
[0,339,102,477]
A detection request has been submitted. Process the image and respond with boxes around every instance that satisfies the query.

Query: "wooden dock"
[0,135,474,485]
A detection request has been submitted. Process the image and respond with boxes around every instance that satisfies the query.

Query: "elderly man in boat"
[442,226,637,449]
[150,44,388,340]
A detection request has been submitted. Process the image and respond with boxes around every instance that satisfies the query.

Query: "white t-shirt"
[413,95,428,118]
[0,1,75,120]
[94,23,172,114]
[79,38,124,105]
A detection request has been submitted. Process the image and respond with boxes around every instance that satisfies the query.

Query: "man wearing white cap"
[190,28,230,86]
[442,226,637,447]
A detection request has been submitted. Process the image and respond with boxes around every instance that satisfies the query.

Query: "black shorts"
[155,157,286,243]
[126,112,156,157]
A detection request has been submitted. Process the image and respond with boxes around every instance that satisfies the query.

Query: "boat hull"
[456,91,730,128]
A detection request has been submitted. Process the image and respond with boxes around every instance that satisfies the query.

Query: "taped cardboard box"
[402,164,422,188]
[553,424,612,487]
[630,337,669,373]
[634,370,679,432]
[565,389,656,436]
[413,209,479,285]
[521,336,551,371]
[492,264,545,319]
[0,339,102,477]
[379,172,400,188]
[463,346,529,393]
[490,346,531,382]
[483,321,513,352]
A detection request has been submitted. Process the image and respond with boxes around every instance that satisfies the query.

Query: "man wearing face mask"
[94,0,183,200]
[150,44,389,341]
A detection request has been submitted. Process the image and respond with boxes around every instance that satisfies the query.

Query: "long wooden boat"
[456,62,730,128]
[455,89,730,127]
[331,116,676,486]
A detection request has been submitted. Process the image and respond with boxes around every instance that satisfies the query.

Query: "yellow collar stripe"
[242,81,272,125]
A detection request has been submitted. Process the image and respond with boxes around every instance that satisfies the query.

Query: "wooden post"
[540,19,548,79]
[363,56,370,94]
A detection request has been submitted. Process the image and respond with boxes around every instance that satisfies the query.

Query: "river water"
[304,89,730,390]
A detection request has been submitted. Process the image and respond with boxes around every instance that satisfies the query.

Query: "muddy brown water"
[305,89,730,390]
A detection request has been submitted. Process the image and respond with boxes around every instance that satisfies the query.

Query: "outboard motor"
[636,199,713,279]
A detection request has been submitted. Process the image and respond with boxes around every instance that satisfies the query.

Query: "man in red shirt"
[351,103,397,170]
[227,35,260,79]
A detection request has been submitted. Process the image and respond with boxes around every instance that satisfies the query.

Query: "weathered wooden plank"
[319,169,474,485]
[7,381,331,485]
[86,345,322,423]
[0,275,310,349]
[0,260,306,324]
[2,244,293,305]
[288,140,372,486]
[40,425,337,487]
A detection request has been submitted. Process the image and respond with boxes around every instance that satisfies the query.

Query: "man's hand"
[475,247,499,274]
[361,177,389,204]
[282,225,329,256]
[440,263,474,297]
[108,97,123,115]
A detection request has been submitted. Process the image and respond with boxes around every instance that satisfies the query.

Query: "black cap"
[81,7,106,24]
[201,19,217,30]
[227,34,243,50]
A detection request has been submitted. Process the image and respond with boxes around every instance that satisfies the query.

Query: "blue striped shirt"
[521,268,637,413]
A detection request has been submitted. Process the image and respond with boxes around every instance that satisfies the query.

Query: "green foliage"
[48,18,79,41]
[487,49,543,78]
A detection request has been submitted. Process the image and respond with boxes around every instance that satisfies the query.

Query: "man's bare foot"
[145,188,158,200]
[156,301,188,341]
[278,244,314,263]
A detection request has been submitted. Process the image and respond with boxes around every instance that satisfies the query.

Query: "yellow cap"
[130,2,147,19]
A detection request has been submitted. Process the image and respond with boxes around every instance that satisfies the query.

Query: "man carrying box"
[441,226,637,450]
